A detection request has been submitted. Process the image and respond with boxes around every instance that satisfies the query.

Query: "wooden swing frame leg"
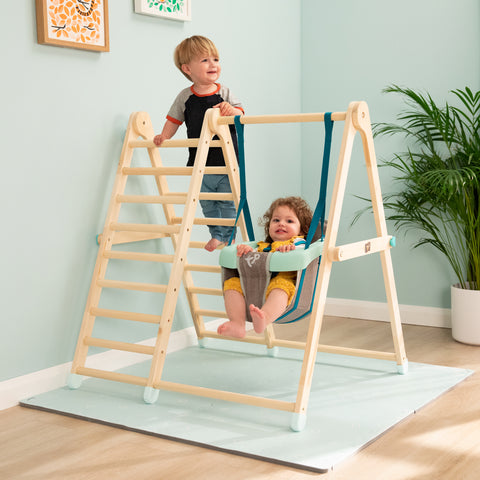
[291,102,408,430]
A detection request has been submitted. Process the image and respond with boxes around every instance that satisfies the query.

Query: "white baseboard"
[1,302,450,411]
[325,297,451,329]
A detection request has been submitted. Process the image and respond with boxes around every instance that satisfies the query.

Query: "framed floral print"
[134,0,191,22]
[35,0,109,52]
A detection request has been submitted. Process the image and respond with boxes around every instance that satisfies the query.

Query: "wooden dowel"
[217,111,347,126]
[316,344,397,362]
[90,307,162,324]
[76,367,148,386]
[201,330,268,346]
[155,380,296,412]
[184,264,222,273]
[270,337,397,361]
[110,223,180,234]
[196,309,227,318]
[122,166,227,176]
[198,192,234,201]
[171,216,236,226]
[329,235,393,262]
[109,232,168,245]
[103,250,174,263]
[128,139,222,149]
[84,337,155,355]
[188,287,223,296]
[116,194,187,204]
[97,279,168,293]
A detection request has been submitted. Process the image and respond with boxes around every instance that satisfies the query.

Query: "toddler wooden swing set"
[68,101,408,431]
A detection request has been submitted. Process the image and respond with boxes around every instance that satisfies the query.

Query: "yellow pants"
[223,271,297,305]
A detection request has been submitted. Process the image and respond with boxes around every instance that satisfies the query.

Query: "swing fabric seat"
[219,229,324,324]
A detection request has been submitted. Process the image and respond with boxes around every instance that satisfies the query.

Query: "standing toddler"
[154,36,244,251]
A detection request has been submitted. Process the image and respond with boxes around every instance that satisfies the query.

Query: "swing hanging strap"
[228,115,255,244]
[305,112,334,249]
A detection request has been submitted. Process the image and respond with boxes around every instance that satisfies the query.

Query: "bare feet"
[204,238,223,252]
[217,321,246,338]
[249,304,270,334]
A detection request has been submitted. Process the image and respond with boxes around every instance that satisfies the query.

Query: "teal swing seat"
[219,114,333,324]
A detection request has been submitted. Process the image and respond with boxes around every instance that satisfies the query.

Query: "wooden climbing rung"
[122,166,228,176]
[84,337,155,355]
[77,367,148,386]
[97,279,168,293]
[184,264,222,273]
[128,138,222,149]
[188,286,223,296]
[196,309,227,319]
[116,194,188,204]
[90,307,163,324]
[110,223,181,234]
[171,216,236,226]
[103,250,174,263]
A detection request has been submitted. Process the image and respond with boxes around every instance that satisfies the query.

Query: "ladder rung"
[110,223,181,234]
[185,264,222,273]
[188,287,223,296]
[128,139,222,149]
[97,279,168,293]
[117,194,187,204]
[90,307,162,324]
[198,192,234,201]
[76,367,148,386]
[172,217,236,227]
[196,309,227,318]
[188,241,226,250]
[84,337,156,355]
[122,166,227,176]
[103,250,174,263]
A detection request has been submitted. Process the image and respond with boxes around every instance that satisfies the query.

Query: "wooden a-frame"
[68,101,408,431]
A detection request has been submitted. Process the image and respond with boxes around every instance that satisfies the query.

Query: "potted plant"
[366,85,480,344]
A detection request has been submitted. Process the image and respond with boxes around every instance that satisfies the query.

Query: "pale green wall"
[1,1,479,383]
[0,1,301,382]
[301,0,480,309]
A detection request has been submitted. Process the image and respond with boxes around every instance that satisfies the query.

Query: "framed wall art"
[35,0,109,52]
[134,0,191,22]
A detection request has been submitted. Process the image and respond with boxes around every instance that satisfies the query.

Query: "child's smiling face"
[181,53,221,87]
[268,205,302,243]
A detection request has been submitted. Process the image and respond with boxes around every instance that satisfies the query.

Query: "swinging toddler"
[218,196,313,338]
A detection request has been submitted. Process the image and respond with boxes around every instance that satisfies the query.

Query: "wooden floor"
[1,316,480,480]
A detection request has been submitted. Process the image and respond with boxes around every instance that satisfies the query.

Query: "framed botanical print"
[134,0,191,22]
[35,0,109,52]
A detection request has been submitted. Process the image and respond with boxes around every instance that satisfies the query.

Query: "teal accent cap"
[390,236,396,247]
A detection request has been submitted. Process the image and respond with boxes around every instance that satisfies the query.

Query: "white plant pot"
[451,283,480,345]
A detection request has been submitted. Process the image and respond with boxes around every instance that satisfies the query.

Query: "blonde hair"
[260,197,313,243]
[174,36,219,81]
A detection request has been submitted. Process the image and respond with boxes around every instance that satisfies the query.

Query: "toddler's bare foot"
[205,238,222,252]
[249,304,269,334]
[217,321,246,338]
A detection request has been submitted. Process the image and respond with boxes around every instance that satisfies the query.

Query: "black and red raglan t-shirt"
[166,83,244,166]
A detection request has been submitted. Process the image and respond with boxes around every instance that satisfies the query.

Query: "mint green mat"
[21,340,472,473]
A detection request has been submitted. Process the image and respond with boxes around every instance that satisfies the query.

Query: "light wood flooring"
[1,316,480,480]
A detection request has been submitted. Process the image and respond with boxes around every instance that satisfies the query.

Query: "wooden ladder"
[68,109,248,397]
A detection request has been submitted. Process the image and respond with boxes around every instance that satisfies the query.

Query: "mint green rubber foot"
[290,413,307,432]
[144,387,159,404]
[67,373,84,389]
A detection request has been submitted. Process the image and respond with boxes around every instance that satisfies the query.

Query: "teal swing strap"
[227,116,255,245]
